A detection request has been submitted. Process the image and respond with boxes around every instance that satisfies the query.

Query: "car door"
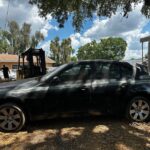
[104,62,134,114]
[103,62,123,113]
[91,62,111,112]
[46,62,93,113]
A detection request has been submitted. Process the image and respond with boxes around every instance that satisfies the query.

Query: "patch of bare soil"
[0,116,149,150]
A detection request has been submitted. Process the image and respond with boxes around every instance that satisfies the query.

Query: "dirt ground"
[0,116,149,150]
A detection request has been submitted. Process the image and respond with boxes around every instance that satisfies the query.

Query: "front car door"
[46,62,93,113]
[91,61,111,113]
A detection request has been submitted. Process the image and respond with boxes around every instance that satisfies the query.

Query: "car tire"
[0,103,26,132]
[126,97,150,122]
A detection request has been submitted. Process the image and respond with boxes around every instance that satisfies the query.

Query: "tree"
[0,29,12,53]
[99,38,127,60]
[29,0,150,31]
[8,21,20,53]
[77,37,127,60]
[0,39,11,54]
[0,21,44,54]
[77,40,99,60]
[61,38,73,64]
[50,37,73,65]
[50,37,61,65]
[20,23,31,51]
[71,56,78,62]
[31,31,44,48]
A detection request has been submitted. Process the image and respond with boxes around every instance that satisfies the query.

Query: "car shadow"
[0,116,149,150]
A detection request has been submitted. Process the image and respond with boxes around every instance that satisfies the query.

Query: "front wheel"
[126,97,150,122]
[0,103,26,132]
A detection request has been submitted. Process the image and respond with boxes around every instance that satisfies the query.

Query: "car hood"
[0,78,40,96]
[0,77,39,89]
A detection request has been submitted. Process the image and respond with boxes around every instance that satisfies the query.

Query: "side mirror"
[50,76,60,85]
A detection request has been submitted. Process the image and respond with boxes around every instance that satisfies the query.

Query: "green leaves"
[31,31,44,48]
[0,21,44,54]
[77,37,127,60]
[0,29,12,54]
[29,0,150,32]
[50,37,74,65]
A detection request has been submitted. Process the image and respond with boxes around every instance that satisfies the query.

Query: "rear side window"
[95,62,133,80]
[95,62,120,80]
[120,64,133,79]
[109,63,121,79]
[95,62,110,79]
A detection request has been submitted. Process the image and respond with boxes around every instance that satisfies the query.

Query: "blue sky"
[0,0,150,60]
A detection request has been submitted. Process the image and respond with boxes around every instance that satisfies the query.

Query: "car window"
[40,64,67,82]
[120,64,133,79]
[58,64,92,83]
[109,63,121,79]
[95,63,110,79]
[135,64,148,79]
[95,62,120,80]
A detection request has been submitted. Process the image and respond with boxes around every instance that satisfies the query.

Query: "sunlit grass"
[0,119,149,150]
[92,125,109,133]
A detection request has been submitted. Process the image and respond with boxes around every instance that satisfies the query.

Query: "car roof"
[76,59,132,66]
[78,59,117,63]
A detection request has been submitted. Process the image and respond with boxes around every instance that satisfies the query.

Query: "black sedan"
[0,60,150,132]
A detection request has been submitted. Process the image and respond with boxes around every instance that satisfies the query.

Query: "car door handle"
[81,86,88,91]
[120,83,127,88]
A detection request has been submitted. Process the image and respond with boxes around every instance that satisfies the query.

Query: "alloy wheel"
[129,99,150,122]
[0,105,24,131]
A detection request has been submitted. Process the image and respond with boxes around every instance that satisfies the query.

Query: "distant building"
[0,54,55,70]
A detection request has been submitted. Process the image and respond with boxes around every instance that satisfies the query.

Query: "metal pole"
[142,42,143,63]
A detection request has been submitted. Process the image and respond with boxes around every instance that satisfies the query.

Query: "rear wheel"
[0,103,26,132]
[126,97,150,122]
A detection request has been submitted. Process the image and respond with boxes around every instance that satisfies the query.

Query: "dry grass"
[0,116,149,150]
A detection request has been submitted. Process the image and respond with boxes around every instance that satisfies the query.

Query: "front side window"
[58,63,92,83]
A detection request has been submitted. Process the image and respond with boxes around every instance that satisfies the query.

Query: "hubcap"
[0,107,21,131]
[130,100,150,121]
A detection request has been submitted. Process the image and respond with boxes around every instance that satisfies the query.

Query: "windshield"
[40,64,68,82]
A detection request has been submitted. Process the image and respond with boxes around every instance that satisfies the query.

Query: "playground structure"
[17,48,46,79]
[140,36,150,73]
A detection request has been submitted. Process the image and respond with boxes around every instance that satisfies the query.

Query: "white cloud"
[40,17,59,37]
[124,49,148,60]
[70,3,150,60]
[39,40,51,56]
[70,33,81,49]
[0,0,58,37]
[70,33,92,49]
[0,0,4,7]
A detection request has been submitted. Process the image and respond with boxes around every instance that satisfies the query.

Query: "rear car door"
[91,62,133,114]
[104,62,134,114]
